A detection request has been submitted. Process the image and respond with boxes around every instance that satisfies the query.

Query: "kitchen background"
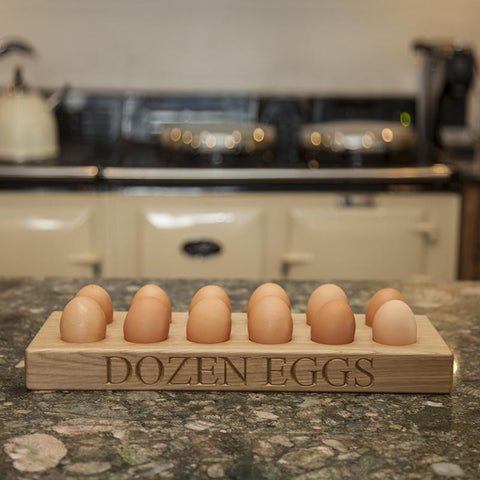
[1,0,480,282]
[0,0,479,96]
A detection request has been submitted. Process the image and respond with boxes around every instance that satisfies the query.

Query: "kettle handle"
[0,39,35,58]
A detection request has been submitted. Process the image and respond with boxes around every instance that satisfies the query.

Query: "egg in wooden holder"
[310,299,356,345]
[76,284,114,324]
[187,297,232,344]
[132,284,172,318]
[248,294,293,344]
[189,285,232,313]
[372,299,417,346]
[365,288,405,327]
[60,296,107,343]
[247,282,291,315]
[306,283,348,325]
[124,296,171,343]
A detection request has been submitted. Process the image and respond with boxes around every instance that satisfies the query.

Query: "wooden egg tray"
[25,312,453,393]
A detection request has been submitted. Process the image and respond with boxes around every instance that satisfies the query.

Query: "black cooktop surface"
[0,143,113,168]
[0,139,434,173]
[103,140,421,170]
[106,140,305,169]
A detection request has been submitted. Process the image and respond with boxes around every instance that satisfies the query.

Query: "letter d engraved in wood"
[105,356,132,385]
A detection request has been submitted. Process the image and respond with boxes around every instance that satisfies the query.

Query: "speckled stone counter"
[1,277,479,479]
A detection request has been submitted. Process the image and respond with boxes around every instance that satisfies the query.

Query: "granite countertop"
[1,277,479,479]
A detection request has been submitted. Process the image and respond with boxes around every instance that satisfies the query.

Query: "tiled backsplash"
[0,0,479,95]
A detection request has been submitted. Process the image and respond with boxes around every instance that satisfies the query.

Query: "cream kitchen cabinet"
[281,192,460,281]
[103,191,460,281]
[0,192,105,277]
[104,193,269,279]
[0,190,460,281]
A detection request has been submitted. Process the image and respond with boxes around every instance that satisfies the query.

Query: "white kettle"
[0,40,59,162]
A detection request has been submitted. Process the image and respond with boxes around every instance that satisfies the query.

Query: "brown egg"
[132,284,172,316]
[248,295,293,344]
[372,299,417,345]
[123,296,170,343]
[76,284,113,324]
[187,297,232,344]
[306,284,348,325]
[365,288,405,327]
[60,296,107,343]
[247,282,291,315]
[189,285,231,313]
[310,300,355,344]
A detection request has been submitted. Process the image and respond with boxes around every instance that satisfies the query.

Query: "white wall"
[0,0,478,95]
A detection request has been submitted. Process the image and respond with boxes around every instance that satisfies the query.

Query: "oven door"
[105,195,266,279]
[282,193,459,281]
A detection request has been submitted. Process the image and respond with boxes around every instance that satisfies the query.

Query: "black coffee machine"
[414,39,476,164]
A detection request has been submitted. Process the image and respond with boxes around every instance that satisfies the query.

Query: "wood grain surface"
[25,312,453,393]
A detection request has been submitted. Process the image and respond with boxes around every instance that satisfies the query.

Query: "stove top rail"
[101,163,452,183]
[0,165,99,180]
